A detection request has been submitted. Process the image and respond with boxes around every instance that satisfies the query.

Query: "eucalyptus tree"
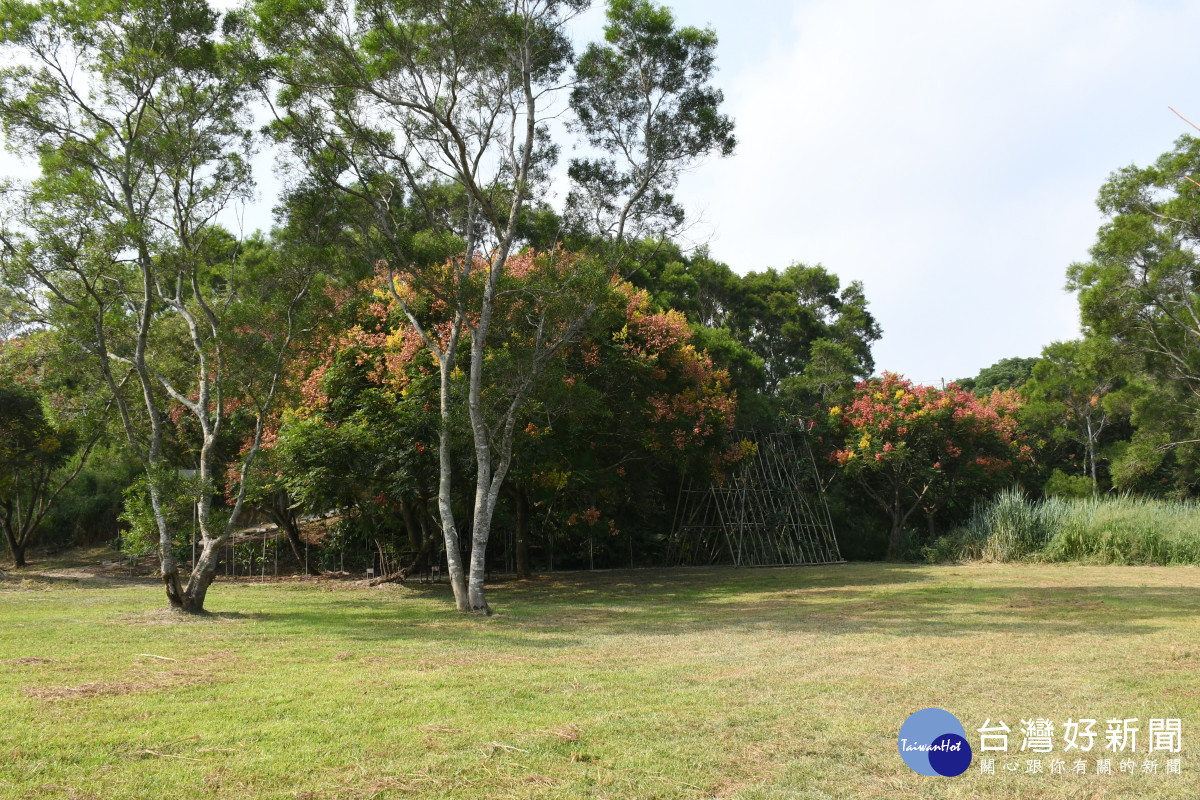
[0,0,315,612]
[252,0,734,612]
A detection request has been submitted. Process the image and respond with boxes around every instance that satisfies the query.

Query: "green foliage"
[957,356,1037,395]
[117,468,208,564]
[735,265,879,396]
[1043,469,1094,499]
[628,246,880,427]
[0,381,60,494]
[232,535,276,575]
[1068,135,1200,491]
[820,479,892,560]
[927,490,1200,565]
[116,480,162,565]
[568,0,736,241]
[1019,338,1126,496]
[0,368,101,561]
[36,445,139,548]
[923,487,1062,563]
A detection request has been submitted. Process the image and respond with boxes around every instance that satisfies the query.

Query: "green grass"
[927,489,1200,565]
[2,562,1199,798]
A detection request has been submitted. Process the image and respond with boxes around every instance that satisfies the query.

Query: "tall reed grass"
[924,488,1200,565]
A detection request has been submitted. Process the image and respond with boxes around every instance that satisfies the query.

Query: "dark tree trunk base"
[367,570,407,587]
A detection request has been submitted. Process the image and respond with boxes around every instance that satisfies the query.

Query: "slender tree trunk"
[887,515,904,561]
[149,482,185,609]
[2,508,27,567]
[280,513,307,569]
[438,386,469,611]
[3,525,27,568]
[399,499,422,554]
[513,487,532,580]
[468,496,494,613]
[885,477,904,560]
[266,492,312,571]
[1086,415,1098,498]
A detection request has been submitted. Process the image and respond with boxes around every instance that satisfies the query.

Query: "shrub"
[926,490,1200,565]
[1043,469,1094,500]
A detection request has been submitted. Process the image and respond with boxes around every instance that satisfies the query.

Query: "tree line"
[2,0,1198,612]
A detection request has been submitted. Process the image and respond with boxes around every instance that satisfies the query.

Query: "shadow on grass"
[204,563,1200,650]
[0,570,158,589]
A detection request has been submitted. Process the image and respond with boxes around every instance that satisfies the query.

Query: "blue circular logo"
[898,708,973,776]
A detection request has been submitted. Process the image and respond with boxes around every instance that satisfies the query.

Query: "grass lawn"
[1,561,1198,799]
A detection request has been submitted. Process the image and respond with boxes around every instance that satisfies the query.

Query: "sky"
[639,0,1200,384]
[10,0,1200,385]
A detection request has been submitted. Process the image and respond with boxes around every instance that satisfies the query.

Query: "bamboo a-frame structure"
[668,427,843,567]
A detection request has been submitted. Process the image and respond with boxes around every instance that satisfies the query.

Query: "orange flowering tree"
[828,373,1029,558]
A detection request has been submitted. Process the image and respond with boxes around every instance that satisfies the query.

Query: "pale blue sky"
[649,0,1200,384]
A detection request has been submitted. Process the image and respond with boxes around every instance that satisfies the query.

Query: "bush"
[1043,469,1094,499]
[924,487,1064,562]
[38,445,140,548]
[926,490,1200,565]
[117,468,213,565]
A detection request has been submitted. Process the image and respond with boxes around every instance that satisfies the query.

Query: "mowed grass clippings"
[1,563,1198,799]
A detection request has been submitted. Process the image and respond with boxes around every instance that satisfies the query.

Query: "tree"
[733,265,879,395]
[1021,339,1121,497]
[957,356,1037,396]
[0,381,94,566]
[254,0,735,612]
[1068,134,1200,491]
[504,279,740,577]
[828,374,1027,559]
[0,332,110,566]
[272,337,448,580]
[0,0,316,612]
[627,248,880,425]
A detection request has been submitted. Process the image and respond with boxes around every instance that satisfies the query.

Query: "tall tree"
[1021,339,1121,497]
[1068,133,1200,489]
[0,0,315,612]
[733,265,879,395]
[254,0,735,612]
